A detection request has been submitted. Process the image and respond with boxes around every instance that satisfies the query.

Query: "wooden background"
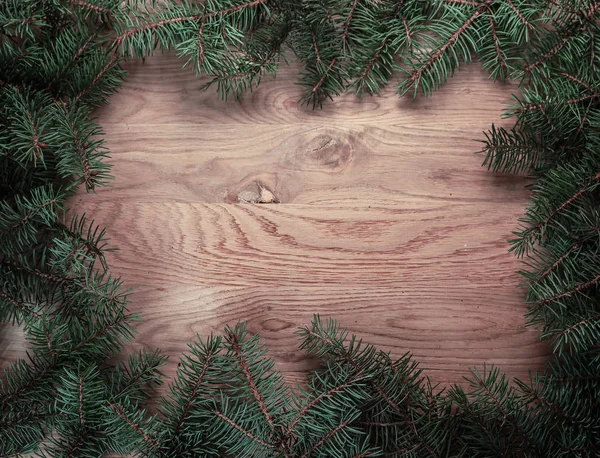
[1,53,550,388]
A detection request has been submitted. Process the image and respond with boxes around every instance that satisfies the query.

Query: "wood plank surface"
[1,53,551,388]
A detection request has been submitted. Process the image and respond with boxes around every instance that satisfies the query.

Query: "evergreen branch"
[108,402,159,451]
[373,384,401,411]
[519,381,576,422]
[71,33,97,65]
[441,0,482,4]
[74,51,118,102]
[44,326,56,359]
[78,374,84,426]
[536,241,583,283]
[312,33,321,63]
[0,260,67,286]
[555,374,600,383]
[0,196,60,238]
[0,290,42,319]
[312,57,337,94]
[487,17,507,77]
[519,93,600,112]
[299,320,409,414]
[197,17,206,66]
[560,72,591,91]
[299,418,350,458]
[404,395,438,458]
[523,35,571,75]
[114,0,267,45]
[402,0,492,92]
[72,311,131,352]
[286,378,356,434]
[504,0,533,31]
[341,0,360,45]
[65,0,113,16]
[554,314,600,344]
[172,346,218,433]
[21,96,45,159]
[214,409,275,449]
[356,38,389,85]
[403,17,411,44]
[522,171,600,245]
[62,432,87,458]
[225,328,275,431]
[0,359,56,408]
[534,274,600,306]
[577,100,592,134]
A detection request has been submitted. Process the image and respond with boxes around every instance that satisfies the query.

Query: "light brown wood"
[1,53,550,388]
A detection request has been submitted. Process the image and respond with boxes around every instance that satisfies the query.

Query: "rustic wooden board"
[0,53,550,388]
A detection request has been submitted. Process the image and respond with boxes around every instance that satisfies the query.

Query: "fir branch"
[0,290,42,320]
[197,17,206,65]
[114,0,267,45]
[504,0,534,31]
[0,358,57,408]
[300,418,350,458]
[534,274,600,306]
[0,196,61,238]
[65,0,113,16]
[402,0,493,93]
[554,314,600,344]
[404,395,439,458]
[523,35,571,75]
[108,402,160,451]
[356,37,389,86]
[519,381,576,422]
[536,241,583,283]
[441,0,482,4]
[0,260,68,286]
[72,311,131,352]
[286,378,357,434]
[78,374,84,426]
[214,409,275,449]
[71,33,97,65]
[488,17,507,77]
[74,51,118,102]
[519,170,600,249]
[226,328,275,431]
[577,100,592,134]
[560,72,592,91]
[312,33,321,63]
[312,57,337,94]
[341,0,360,45]
[172,348,218,433]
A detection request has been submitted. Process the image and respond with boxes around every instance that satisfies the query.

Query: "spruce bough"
[1,0,599,456]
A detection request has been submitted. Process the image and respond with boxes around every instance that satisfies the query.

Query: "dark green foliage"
[1,0,599,456]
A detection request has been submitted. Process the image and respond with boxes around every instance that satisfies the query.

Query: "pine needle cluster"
[1,0,599,456]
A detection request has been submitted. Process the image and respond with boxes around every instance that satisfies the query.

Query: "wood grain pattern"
[1,53,550,388]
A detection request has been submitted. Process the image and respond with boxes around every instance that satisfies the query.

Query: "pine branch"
[73,51,119,102]
[286,377,358,435]
[401,0,492,95]
[300,417,350,458]
[487,17,508,78]
[341,0,360,45]
[504,0,534,32]
[114,0,267,46]
[536,241,584,283]
[225,327,275,431]
[533,274,600,307]
[108,402,160,451]
[523,35,571,76]
[65,0,113,16]
[214,409,275,449]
